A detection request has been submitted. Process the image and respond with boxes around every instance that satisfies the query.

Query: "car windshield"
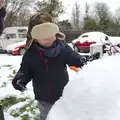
[80,37,89,43]
[89,33,107,42]
[78,32,108,43]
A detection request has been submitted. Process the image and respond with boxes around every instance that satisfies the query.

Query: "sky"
[59,0,120,20]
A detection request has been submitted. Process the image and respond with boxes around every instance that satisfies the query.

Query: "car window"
[80,35,89,43]
[100,35,109,43]
[5,34,16,39]
[19,34,26,38]
[81,35,89,38]
[18,29,27,33]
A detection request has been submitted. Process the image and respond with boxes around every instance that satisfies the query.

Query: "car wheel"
[19,48,26,55]
[74,45,80,52]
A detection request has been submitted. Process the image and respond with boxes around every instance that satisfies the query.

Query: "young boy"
[12,22,86,120]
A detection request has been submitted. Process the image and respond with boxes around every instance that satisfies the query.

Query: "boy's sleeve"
[12,53,33,91]
[64,44,86,68]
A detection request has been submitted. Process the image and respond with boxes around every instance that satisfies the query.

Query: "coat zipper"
[44,60,54,103]
[35,47,54,103]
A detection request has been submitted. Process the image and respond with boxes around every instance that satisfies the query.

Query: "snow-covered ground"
[4,112,17,120]
[47,54,120,120]
[0,55,39,120]
[0,52,120,119]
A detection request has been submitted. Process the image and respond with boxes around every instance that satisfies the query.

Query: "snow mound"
[47,55,120,120]
[4,112,17,120]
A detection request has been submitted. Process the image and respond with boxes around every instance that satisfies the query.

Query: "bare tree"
[34,0,64,21]
[94,2,109,20]
[115,8,120,24]
[71,2,81,29]
[94,2,110,31]
[84,2,90,19]
[83,3,97,32]
[114,7,120,35]
[15,9,32,26]
[4,0,34,27]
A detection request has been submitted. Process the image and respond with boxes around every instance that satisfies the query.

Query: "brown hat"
[26,13,53,49]
[31,22,66,40]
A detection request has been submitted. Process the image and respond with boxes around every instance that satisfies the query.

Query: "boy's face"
[37,36,56,47]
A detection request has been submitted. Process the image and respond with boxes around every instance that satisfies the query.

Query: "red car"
[6,41,26,55]
[72,40,96,53]
[72,32,109,53]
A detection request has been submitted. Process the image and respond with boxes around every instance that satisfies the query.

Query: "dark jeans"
[38,101,53,120]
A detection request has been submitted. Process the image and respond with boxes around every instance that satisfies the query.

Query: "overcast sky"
[59,0,120,20]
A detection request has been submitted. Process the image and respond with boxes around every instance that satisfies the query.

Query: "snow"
[0,55,35,120]
[90,43,103,47]
[67,43,73,48]
[0,57,34,99]
[109,36,120,45]
[47,54,120,120]
[0,56,22,66]
[4,112,17,120]
[0,52,120,119]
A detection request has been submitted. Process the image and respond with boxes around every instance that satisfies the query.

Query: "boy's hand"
[12,78,26,92]
[16,79,27,92]
[80,57,87,67]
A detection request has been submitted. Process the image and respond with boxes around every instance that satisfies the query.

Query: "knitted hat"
[31,22,66,40]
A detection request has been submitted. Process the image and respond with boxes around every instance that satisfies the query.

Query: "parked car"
[0,26,28,52]
[72,31,120,53]
[6,40,26,55]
